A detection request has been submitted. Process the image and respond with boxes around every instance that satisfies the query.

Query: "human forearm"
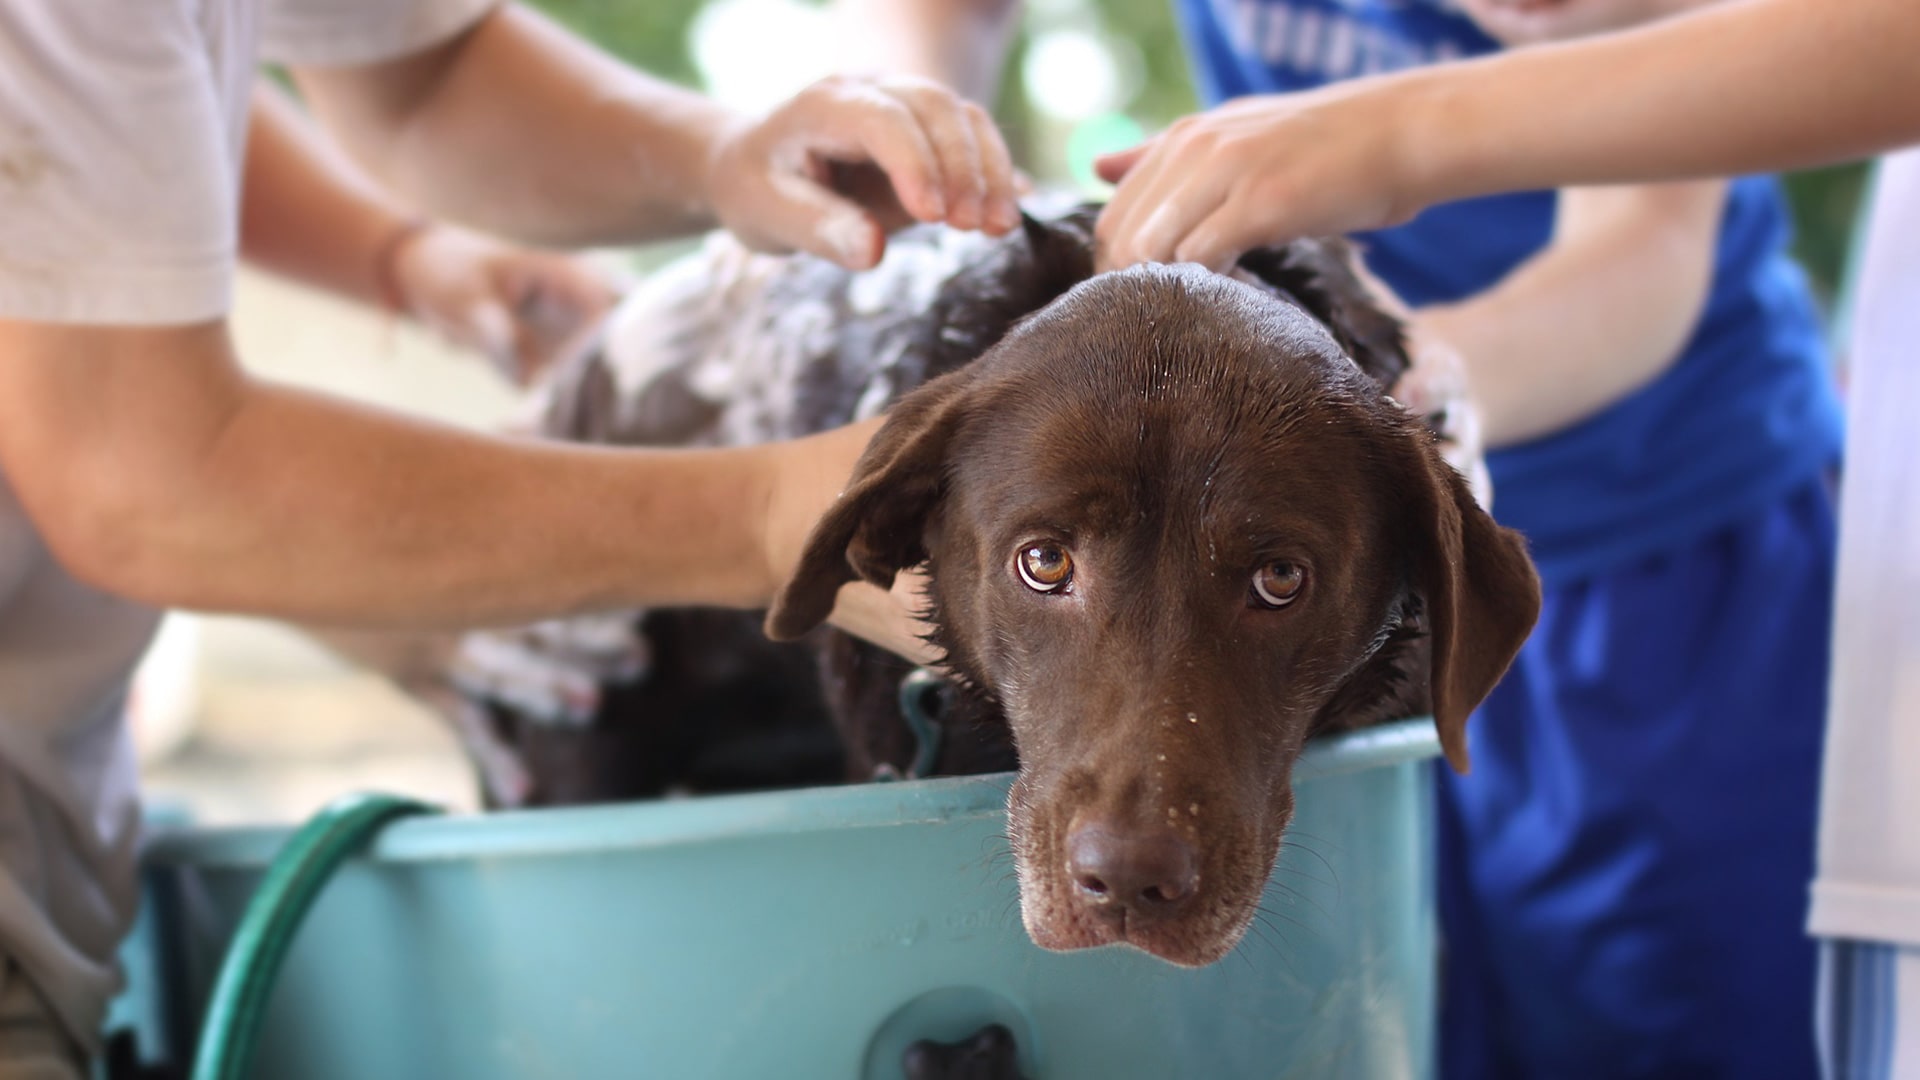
[127,387,771,626]
[242,81,623,383]
[295,4,1017,266]
[1418,181,1725,447]
[240,82,417,306]
[293,5,732,247]
[1408,0,1920,205]
[1096,0,1919,268]
[0,320,868,629]
[835,0,1021,102]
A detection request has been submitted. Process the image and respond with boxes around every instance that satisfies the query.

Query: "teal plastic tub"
[119,720,1438,1079]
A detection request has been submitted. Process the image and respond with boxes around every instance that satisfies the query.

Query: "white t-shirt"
[0,0,494,1050]
[1809,147,1920,948]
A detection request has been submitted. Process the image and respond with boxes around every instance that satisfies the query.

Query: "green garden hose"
[190,792,438,1080]
[896,667,948,779]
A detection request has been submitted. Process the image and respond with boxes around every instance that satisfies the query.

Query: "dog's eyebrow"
[987,486,1136,542]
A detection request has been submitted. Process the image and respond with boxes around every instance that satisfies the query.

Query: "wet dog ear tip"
[762,602,813,642]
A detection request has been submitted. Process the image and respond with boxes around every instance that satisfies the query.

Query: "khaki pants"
[0,961,82,1080]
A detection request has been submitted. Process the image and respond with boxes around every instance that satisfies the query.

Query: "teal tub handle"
[190,792,438,1080]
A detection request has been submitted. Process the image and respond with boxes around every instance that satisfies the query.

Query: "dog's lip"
[1025,904,1240,966]
[1023,907,1121,951]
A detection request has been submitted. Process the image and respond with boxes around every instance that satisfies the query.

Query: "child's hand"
[1093,86,1426,272]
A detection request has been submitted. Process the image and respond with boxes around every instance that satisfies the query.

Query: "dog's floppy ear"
[1394,433,1541,773]
[764,368,980,640]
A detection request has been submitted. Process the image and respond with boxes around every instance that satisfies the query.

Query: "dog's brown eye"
[1017,543,1074,593]
[1252,561,1305,608]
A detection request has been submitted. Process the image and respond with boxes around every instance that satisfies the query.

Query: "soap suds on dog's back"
[484,227,996,724]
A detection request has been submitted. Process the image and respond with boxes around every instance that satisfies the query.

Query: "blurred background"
[143,0,1870,825]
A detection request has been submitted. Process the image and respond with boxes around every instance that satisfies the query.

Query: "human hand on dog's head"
[1089,0,1729,270]
[1457,0,1726,45]
[1091,88,1427,274]
[707,74,1021,272]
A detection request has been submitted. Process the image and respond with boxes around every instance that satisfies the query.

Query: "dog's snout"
[1065,822,1199,916]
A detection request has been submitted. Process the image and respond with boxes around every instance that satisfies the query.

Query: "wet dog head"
[769,259,1537,966]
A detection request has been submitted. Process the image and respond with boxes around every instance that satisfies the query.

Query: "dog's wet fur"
[470,208,1540,967]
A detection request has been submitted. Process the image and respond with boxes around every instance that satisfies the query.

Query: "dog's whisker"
[1229,937,1260,973]
[1233,916,1300,981]
[1279,827,1345,856]
[1247,914,1293,961]
[995,894,1023,930]
[1255,901,1326,950]
[1277,834,1344,894]
[1270,858,1340,893]
[1264,879,1338,932]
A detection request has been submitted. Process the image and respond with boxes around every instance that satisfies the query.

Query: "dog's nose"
[1065,822,1199,915]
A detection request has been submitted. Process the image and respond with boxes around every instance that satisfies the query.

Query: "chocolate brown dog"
[427,206,1540,967]
[765,246,1536,965]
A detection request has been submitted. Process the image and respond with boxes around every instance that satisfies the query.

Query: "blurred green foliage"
[531,1,706,87]
[530,0,1864,304]
[1783,164,1870,309]
[1073,0,1199,126]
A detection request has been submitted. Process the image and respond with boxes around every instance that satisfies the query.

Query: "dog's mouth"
[1005,777,1281,967]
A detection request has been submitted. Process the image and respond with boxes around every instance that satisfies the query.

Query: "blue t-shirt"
[1175,0,1846,584]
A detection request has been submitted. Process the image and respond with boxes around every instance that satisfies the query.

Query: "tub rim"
[140,718,1438,869]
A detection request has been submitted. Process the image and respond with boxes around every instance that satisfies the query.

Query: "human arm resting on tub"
[291,4,1019,267]
[1092,0,1920,269]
